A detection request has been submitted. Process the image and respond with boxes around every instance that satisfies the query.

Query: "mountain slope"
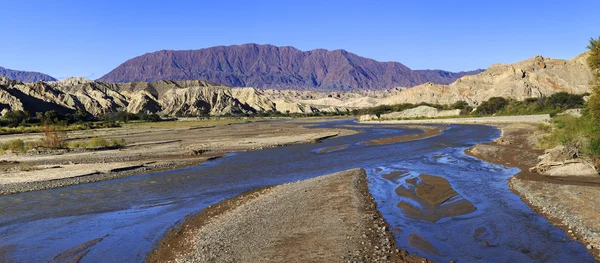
[98,44,482,90]
[0,67,56,82]
[381,52,592,106]
[0,77,332,117]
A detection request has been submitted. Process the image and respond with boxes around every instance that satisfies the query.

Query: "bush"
[539,115,598,156]
[475,97,508,115]
[69,137,126,149]
[0,139,26,153]
[40,124,67,149]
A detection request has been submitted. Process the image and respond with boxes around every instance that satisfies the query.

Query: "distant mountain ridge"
[98,44,483,90]
[0,52,591,118]
[0,66,56,82]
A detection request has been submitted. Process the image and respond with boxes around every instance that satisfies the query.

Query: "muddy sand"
[0,119,356,195]
[365,125,447,146]
[148,168,429,263]
[466,123,600,259]
[395,174,476,223]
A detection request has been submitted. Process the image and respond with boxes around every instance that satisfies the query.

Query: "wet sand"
[0,119,357,195]
[148,168,430,263]
[365,125,447,146]
[317,144,351,153]
[395,174,477,223]
[465,123,600,259]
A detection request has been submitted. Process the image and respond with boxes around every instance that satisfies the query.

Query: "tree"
[475,97,508,115]
[545,92,584,109]
[587,37,600,125]
[3,110,30,127]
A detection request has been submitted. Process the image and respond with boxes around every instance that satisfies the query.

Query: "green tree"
[587,37,600,125]
[475,97,508,115]
[3,110,30,127]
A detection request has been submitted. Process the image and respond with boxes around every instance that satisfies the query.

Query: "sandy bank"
[365,125,447,146]
[466,123,600,260]
[147,168,429,263]
[362,114,550,124]
[0,119,357,195]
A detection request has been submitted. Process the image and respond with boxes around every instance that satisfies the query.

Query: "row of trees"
[474,92,586,116]
[1,109,164,128]
[2,110,93,127]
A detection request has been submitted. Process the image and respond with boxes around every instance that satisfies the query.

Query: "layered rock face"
[0,66,57,82]
[98,44,482,90]
[382,52,592,106]
[272,52,593,108]
[0,77,340,117]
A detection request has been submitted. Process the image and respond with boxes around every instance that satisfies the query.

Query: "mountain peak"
[98,44,481,90]
[0,66,56,82]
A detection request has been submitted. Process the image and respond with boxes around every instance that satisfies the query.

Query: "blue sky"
[1,0,599,79]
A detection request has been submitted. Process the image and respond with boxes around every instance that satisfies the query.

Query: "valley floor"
[0,118,356,195]
[147,168,429,263]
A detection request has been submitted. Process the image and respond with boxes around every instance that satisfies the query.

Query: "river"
[0,120,594,262]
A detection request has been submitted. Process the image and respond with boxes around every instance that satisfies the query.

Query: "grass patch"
[0,122,119,136]
[69,137,126,149]
[0,139,28,154]
[539,115,599,157]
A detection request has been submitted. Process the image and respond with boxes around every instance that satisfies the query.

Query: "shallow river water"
[0,120,595,262]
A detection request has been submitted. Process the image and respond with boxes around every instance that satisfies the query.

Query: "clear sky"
[1,0,599,79]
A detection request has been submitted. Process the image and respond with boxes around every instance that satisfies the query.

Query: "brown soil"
[395,174,476,223]
[147,168,430,263]
[365,126,447,146]
[465,123,600,259]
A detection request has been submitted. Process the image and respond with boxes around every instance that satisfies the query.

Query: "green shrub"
[69,137,126,150]
[0,139,27,153]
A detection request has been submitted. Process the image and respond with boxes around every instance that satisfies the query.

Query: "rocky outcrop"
[360,106,461,121]
[529,146,598,176]
[382,106,461,119]
[98,44,482,90]
[0,77,341,117]
[0,66,56,82]
[383,52,592,106]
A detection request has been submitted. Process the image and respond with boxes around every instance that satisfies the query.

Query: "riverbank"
[0,119,357,195]
[361,114,551,125]
[148,168,429,263]
[465,123,600,260]
[364,116,600,260]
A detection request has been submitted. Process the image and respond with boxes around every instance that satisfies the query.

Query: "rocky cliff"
[98,44,482,90]
[270,52,593,108]
[0,66,56,82]
[381,52,592,106]
[0,77,337,117]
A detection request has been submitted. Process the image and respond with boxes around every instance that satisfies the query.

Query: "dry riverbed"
[0,119,356,195]
[148,168,429,263]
